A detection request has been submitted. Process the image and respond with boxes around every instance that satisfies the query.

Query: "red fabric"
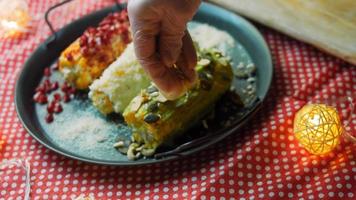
[0,0,355,199]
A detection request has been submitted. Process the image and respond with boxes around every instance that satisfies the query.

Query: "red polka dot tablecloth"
[0,0,355,199]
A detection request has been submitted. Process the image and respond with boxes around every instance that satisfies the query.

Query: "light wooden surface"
[209,0,356,65]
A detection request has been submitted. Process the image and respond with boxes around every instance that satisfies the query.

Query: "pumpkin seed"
[175,94,188,107]
[141,148,155,157]
[147,101,159,112]
[113,141,125,148]
[156,93,167,103]
[150,91,159,97]
[144,113,160,123]
[127,143,141,160]
[115,139,131,155]
[130,96,143,112]
[147,85,158,93]
[218,57,228,66]
[198,58,211,66]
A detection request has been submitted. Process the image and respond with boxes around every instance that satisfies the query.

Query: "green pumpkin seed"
[150,91,159,97]
[147,85,158,93]
[147,101,159,112]
[144,113,161,123]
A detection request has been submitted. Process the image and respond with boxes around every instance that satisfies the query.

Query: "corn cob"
[123,49,233,153]
[58,10,131,89]
[89,43,151,114]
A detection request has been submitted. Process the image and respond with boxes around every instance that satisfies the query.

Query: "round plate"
[15,3,272,165]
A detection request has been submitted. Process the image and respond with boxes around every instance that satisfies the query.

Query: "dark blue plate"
[15,3,272,165]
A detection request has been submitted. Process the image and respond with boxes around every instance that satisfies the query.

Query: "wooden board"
[209,0,356,65]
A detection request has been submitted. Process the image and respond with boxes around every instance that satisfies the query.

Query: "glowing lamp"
[294,104,343,155]
[0,0,30,38]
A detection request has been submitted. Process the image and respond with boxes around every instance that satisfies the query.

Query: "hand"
[128,0,201,100]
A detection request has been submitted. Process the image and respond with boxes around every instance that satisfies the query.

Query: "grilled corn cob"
[59,11,131,89]
[123,49,233,153]
[89,43,151,114]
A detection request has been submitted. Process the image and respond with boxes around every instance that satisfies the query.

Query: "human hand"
[128,0,201,100]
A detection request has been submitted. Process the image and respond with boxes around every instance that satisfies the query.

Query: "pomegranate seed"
[87,27,96,34]
[47,103,55,113]
[38,95,48,104]
[61,82,70,92]
[67,87,76,95]
[35,85,46,93]
[51,82,59,91]
[45,113,54,123]
[63,94,71,103]
[53,93,61,101]
[53,103,63,113]
[65,53,73,61]
[44,68,51,77]
[81,46,89,56]
[89,39,96,47]
[79,35,88,47]
[98,55,107,62]
[44,79,51,86]
[33,91,43,102]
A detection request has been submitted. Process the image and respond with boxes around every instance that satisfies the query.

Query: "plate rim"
[14,2,273,166]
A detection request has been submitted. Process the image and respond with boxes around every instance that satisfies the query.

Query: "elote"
[88,43,151,114]
[58,10,131,89]
[123,49,233,155]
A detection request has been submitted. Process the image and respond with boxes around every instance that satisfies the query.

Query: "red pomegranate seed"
[51,82,59,91]
[53,103,63,113]
[45,113,54,123]
[35,85,46,93]
[67,87,76,95]
[81,46,89,56]
[79,35,88,47]
[33,91,43,102]
[66,53,73,61]
[61,82,70,92]
[89,39,96,47]
[53,93,61,101]
[87,27,96,34]
[38,95,48,104]
[44,68,51,77]
[63,94,71,103]
[44,79,51,86]
[47,102,55,113]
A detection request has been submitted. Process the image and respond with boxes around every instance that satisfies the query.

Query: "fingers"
[141,56,187,100]
[158,33,184,67]
[158,14,186,67]
[175,31,197,84]
[158,0,200,67]
[181,31,197,70]
[128,0,161,68]
[128,0,202,100]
